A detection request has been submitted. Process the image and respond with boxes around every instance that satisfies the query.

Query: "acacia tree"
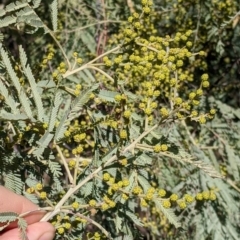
[0,1,239,239]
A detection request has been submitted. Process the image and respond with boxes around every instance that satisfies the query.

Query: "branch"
[40,124,159,222]
[56,144,74,184]
[63,45,121,78]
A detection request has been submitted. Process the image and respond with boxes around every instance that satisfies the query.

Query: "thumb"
[27,222,55,240]
[1,222,55,240]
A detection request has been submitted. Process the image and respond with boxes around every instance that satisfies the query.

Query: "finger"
[0,222,55,240]
[0,186,45,229]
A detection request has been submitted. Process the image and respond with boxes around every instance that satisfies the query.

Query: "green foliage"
[0,0,240,240]
[0,212,27,239]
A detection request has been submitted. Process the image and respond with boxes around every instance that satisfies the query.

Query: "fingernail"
[39,231,55,240]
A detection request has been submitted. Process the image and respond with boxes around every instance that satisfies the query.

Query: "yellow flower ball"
[178,200,187,209]
[162,199,171,208]
[122,179,130,187]
[35,183,43,191]
[170,193,179,201]
[119,130,128,139]
[101,202,109,210]
[158,189,166,197]
[202,81,210,88]
[57,227,65,234]
[40,192,47,200]
[196,193,203,200]
[161,144,168,151]
[72,201,79,210]
[89,199,97,207]
[103,173,110,181]
[153,144,161,153]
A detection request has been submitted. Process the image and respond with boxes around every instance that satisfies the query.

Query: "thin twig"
[61,20,124,33]
[73,155,80,186]
[225,178,240,193]
[19,207,53,218]
[63,45,121,78]
[181,120,197,146]
[127,0,135,13]
[135,41,160,53]
[193,4,201,51]
[144,99,151,131]
[75,212,112,239]
[56,144,74,184]
[87,65,115,83]
[48,30,71,70]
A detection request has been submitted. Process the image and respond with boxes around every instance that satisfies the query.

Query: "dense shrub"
[0,1,239,239]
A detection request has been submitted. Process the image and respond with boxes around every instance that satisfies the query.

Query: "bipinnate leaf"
[19,45,44,121]
[154,199,181,228]
[49,0,58,32]
[18,217,28,240]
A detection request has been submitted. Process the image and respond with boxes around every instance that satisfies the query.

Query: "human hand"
[0,186,55,240]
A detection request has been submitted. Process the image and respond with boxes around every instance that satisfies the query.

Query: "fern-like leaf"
[225,144,240,181]
[32,0,42,8]
[0,45,21,92]
[67,84,99,123]
[124,210,143,227]
[49,0,58,32]
[54,98,71,141]
[5,1,29,13]
[15,6,34,20]
[23,191,39,204]
[0,212,18,223]
[4,172,23,194]
[18,89,34,120]
[0,9,5,18]
[18,217,28,240]
[33,131,54,159]
[98,89,118,103]
[154,199,181,228]
[0,110,28,121]
[0,15,16,28]
[0,45,33,120]
[137,175,152,193]
[83,181,93,197]
[0,16,17,28]
[19,45,44,121]
[48,161,62,177]
[48,91,62,132]
[0,33,3,42]
[0,80,19,113]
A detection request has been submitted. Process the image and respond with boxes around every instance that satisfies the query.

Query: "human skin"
[0,186,55,240]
